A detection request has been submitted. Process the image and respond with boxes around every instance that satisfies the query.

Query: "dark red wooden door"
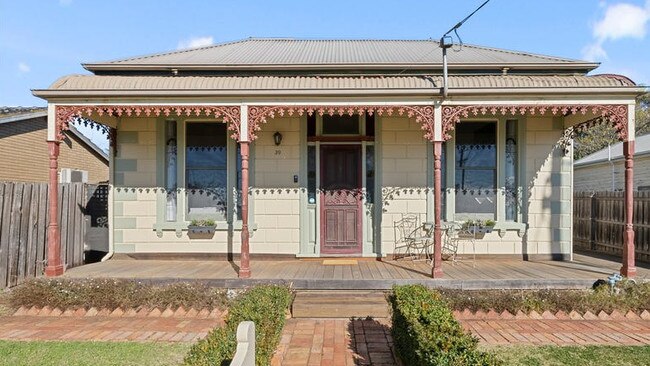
[320,145,362,255]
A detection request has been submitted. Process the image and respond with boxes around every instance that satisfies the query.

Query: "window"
[322,114,359,135]
[454,122,497,219]
[505,120,518,221]
[186,122,228,220]
[165,121,177,222]
[366,146,375,203]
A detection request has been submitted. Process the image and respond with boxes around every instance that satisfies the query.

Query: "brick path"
[0,315,221,343]
[271,318,399,366]
[460,319,650,346]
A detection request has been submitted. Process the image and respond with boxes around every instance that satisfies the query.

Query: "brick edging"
[453,309,650,320]
[12,305,227,319]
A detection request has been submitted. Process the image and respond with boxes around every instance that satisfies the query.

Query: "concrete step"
[292,291,390,318]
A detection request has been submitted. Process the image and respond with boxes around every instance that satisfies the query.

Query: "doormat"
[322,259,358,265]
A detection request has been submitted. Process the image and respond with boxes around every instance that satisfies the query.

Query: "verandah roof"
[33,74,639,98]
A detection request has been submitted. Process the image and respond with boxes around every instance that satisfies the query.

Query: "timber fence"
[0,182,86,288]
[574,191,650,263]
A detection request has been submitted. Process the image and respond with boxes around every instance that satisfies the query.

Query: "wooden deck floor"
[64,254,649,290]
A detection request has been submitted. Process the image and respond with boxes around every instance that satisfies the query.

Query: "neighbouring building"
[33,38,644,278]
[0,107,108,183]
[574,133,650,192]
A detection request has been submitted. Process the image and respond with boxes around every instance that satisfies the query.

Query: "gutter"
[32,86,646,99]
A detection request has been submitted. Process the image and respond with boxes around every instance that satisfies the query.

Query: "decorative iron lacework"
[55,105,241,141]
[248,105,435,141]
[441,104,629,141]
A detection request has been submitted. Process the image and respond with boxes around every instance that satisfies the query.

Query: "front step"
[292,291,390,318]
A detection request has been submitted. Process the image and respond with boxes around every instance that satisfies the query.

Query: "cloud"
[582,1,650,61]
[177,36,214,50]
[18,62,30,73]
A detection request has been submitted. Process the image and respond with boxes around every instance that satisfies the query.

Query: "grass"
[0,340,190,366]
[492,345,650,366]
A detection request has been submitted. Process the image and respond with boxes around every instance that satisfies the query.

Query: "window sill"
[153,221,257,238]
[442,221,527,238]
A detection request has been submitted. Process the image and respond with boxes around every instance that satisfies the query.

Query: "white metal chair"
[393,214,420,260]
[442,221,476,266]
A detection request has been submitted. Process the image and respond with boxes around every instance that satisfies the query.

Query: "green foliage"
[439,281,650,314]
[189,219,216,227]
[8,278,229,311]
[574,92,650,160]
[184,285,292,366]
[390,285,501,366]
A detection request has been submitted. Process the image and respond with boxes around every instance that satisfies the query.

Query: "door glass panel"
[307,146,316,204]
[366,146,374,204]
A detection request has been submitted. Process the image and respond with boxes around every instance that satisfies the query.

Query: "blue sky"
[1,0,649,149]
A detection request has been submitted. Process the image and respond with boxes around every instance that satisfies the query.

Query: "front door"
[320,145,362,255]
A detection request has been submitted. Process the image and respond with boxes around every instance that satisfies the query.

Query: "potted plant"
[460,219,495,239]
[188,219,216,235]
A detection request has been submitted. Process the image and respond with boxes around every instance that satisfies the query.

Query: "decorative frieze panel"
[54,105,241,141]
[441,104,629,141]
[247,105,435,141]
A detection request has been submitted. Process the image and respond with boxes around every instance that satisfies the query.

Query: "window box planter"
[459,220,495,239]
[188,220,216,238]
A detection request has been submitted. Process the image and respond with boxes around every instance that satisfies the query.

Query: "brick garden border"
[453,309,650,320]
[12,305,226,319]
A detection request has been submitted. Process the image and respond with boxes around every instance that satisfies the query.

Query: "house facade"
[33,39,643,278]
[0,107,108,183]
[575,133,650,192]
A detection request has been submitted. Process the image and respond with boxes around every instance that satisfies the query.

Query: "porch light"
[273,131,283,146]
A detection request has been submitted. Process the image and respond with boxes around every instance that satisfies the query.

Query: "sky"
[1,0,649,150]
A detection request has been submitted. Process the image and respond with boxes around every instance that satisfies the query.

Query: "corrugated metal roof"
[575,133,650,166]
[43,74,634,93]
[84,38,597,71]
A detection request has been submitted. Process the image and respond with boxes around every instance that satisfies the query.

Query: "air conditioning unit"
[60,168,88,183]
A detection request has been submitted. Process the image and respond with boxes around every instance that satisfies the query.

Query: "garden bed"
[438,281,650,314]
[184,285,292,366]
[7,278,230,312]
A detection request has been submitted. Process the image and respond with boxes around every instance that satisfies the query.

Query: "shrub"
[391,285,500,366]
[8,278,228,311]
[438,281,650,314]
[184,285,292,366]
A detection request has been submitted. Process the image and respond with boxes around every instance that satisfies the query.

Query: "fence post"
[590,194,597,251]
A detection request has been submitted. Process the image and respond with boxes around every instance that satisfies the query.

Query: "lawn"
[0,340,190,366]
[492,345,650,366]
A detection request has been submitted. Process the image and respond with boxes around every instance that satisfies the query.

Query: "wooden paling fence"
[574,191,650,263]
[0,182,86,288]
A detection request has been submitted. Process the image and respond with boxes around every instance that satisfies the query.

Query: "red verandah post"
[238,141,251,278]
[621,140,636,278]
[45,140,64,276]
[432,141,444,278]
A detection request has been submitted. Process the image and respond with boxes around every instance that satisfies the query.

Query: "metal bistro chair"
[393,214,433,261]
[442,221,477,266]
[393,214,419,260]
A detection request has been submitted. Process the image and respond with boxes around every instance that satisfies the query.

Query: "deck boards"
[63,254,650,290]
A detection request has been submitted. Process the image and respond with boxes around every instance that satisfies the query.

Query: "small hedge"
[391,285,500,366]
[439,280,650,314]
[8,278,229,311]
[184,285,292,366]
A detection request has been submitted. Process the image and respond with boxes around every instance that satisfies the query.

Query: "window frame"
[154,118,243,235]
[441,117,526,236]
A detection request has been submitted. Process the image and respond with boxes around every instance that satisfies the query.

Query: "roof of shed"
[575,133,650,166]
[83,38,599,72]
